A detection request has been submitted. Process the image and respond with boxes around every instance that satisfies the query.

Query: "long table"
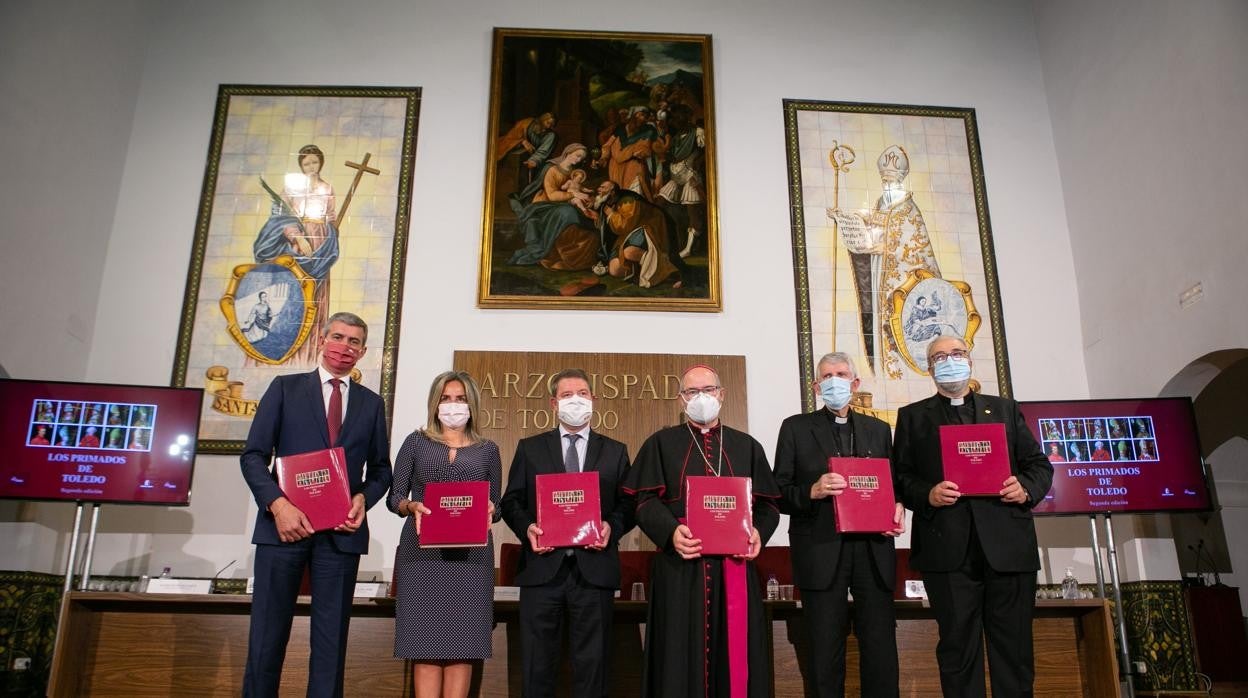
[49,593,1117,696]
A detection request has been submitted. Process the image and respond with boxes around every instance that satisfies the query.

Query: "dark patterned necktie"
[564,433,581,472]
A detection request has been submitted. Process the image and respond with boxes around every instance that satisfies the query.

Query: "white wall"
[1208,438,1248,612]
[1034,0,1248,583]
[1035,0,1248,395]
[0,0,158,380]
[0,0,1088,580]
[0,0,162,572]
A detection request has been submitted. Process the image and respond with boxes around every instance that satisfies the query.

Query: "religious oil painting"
[478,28,721,312]
[783,100,1011,423]
[173,85,421,453]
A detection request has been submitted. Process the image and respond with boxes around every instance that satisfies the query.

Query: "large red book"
[829,457,897,533]
[685,476,753,556]
[274,447,351,532]
[536,471,603,548]
[939,423,1011,496]
[420,480,490,548]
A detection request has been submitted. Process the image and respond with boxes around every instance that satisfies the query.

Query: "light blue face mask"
[819,376,853,411]
[931,356,971,383]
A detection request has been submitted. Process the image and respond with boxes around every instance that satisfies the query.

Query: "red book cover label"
[939,423,1011,496]
[536,471,602,548]
[275,447,351,533]
[420,481,490,548]
[686,476,752,556]
[828,457,896,533]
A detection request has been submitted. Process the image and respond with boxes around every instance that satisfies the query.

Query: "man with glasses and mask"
[500,368,633,698]
[893,336,1052,698]
[624,364,780,698]
[774,352,904,697]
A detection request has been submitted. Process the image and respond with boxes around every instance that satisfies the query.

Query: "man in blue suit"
[240,312,393,698]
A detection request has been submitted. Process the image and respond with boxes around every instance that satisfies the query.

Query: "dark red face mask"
[322,341,361,374]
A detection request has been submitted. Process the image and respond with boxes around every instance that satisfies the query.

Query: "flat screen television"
[0,379,204,505]
[1019,397,1212,516]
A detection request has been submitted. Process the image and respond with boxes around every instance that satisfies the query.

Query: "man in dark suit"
[500,368,633,698]
[893,336,1052,697]
[240,312,393,698]
[774,351,904,697]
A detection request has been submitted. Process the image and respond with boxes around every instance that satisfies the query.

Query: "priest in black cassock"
[624,364,780,698]
[774,351,904,697]
[894,336,1052,698]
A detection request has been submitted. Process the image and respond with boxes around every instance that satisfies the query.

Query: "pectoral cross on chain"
[337,153,381,222]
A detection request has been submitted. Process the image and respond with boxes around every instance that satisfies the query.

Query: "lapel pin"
[984,409,991,415]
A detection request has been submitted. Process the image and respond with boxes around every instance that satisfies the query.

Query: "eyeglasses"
[679,386,722,398]
[929,349,969,364]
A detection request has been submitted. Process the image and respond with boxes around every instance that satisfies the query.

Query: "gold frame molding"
[477,27,721,312]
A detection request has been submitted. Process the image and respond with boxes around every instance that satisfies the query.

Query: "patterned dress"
[388,432,501,660]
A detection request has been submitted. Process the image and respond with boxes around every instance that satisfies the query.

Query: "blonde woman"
[388,371,501,697]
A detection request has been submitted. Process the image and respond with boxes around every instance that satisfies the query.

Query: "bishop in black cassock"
[624,365,780,698]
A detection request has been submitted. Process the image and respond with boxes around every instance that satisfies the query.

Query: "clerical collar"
[690,422,721,435]
[824,406,851,424]
[938,393,972,407]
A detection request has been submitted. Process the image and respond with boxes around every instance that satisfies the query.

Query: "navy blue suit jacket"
[241,370,393,555]
[500,429,633,589]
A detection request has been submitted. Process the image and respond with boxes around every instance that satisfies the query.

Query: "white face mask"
[818,376,854,411]
[684,391,722,425]
[932,356,972,396]
[556,396,593,428]
[437,402,470,429]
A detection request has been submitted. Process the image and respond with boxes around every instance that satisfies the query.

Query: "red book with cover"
[939,423,1011,496]
[685,476,753,556]
[828,457,897,533]
[536,471,603,548]
[420,480,490,548]
[274,447,351,533]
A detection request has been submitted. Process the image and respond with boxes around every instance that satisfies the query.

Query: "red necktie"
[327,378,342,445]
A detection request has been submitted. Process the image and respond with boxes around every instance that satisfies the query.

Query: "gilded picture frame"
[784,99,1011,422]
[172,84,421,453]
[478,27,721,312]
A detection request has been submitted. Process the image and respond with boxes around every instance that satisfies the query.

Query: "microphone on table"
[211,559,237,591]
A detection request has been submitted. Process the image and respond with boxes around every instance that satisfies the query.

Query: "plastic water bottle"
[1061,567,1080,600]
[766,574,780,601]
